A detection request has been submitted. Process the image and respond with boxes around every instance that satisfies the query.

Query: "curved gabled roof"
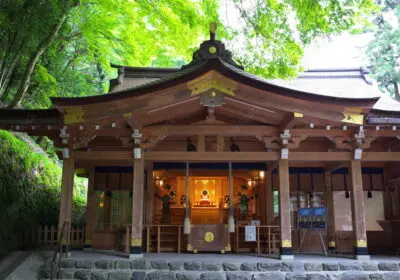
[51,58,379,108]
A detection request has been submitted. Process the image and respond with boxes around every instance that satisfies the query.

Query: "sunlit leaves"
[224,0,376,78]
[367,4,400,100]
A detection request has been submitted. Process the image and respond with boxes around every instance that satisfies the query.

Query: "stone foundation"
[41,258,400,280]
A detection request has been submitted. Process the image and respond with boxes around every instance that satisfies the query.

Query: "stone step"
[41,258,400,279]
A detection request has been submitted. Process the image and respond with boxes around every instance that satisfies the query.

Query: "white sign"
[245,225,256,242]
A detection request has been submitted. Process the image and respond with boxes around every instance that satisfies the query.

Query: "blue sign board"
[298,207,327,229]
[298,207,312,229]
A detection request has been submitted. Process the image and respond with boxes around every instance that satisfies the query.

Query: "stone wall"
[41,258,400,280]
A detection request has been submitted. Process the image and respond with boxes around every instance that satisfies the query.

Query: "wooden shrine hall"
[1,24,400,260]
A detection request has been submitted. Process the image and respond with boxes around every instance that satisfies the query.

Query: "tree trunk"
[8,14,68,108]
[0,57,18,99]
[394,82,400,102]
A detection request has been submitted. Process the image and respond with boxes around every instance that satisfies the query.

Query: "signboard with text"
[245,225,256,242]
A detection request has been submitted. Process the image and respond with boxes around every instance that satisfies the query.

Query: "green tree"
[0,0,219,108]
[226,0,377,78]
[367,1,400,101]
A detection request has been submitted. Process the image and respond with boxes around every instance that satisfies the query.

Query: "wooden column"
[278,159,293,259]
[258,175,266,224]
[130,149,145,256]
[349,160,369,259]
[382,168,393,220]
[58,154,75,253]
[265,169,274,225]
[325,171,336,252]
[84,166,95,249]
[145,161,154,225]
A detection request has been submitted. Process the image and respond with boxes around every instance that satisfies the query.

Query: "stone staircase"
[41,258,400,280]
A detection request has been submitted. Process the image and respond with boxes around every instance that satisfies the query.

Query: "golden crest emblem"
[204,232,214,243]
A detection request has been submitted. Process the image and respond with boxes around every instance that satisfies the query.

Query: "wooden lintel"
[279,112,303,130]
[72,150,400,162]
[143,125,278,137]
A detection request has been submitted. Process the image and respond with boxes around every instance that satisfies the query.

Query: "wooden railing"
[34,225,85,246]
[123,224,280,254]
[123,225,184,254]
[234,225,280,254]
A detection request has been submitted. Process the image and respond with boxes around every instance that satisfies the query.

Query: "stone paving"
[40,253,400,280]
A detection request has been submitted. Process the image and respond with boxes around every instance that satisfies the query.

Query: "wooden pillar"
[58,154,75,253]
[349,160,369,259]
[325,171,336,252]
[130,149,145,256]
[383,168,393,220]
[258,175,266,224]
[278,159,293,259]
[145,161,154,225]
[265,169,274,225]
[84,166,95,249]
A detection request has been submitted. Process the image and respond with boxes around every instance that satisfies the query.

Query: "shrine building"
[1,25,400,260]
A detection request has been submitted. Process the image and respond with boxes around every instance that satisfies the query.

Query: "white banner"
[245,225,256,242]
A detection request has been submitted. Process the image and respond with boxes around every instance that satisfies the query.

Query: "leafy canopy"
[367,1,400,100]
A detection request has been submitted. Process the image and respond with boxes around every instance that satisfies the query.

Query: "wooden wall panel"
[94,173,107,190]
[120,173,133,189]
[108,173,120,189]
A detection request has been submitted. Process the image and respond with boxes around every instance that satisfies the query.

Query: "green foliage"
[0,130,87,257]
[367,3,400,100]
[228,0,377,78]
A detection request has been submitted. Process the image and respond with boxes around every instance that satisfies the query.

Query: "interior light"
[99,202,104,208]
[259,171,265,180]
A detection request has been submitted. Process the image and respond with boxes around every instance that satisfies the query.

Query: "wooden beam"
[143,125,278,138]
[289,152,352,161]
[73,150,400,162]
[278,159,293,258]
[141,125,400,141]
[279,112,303,130]
[362,152,400,162]
[144,151,280,161]
[349,160,369,258]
